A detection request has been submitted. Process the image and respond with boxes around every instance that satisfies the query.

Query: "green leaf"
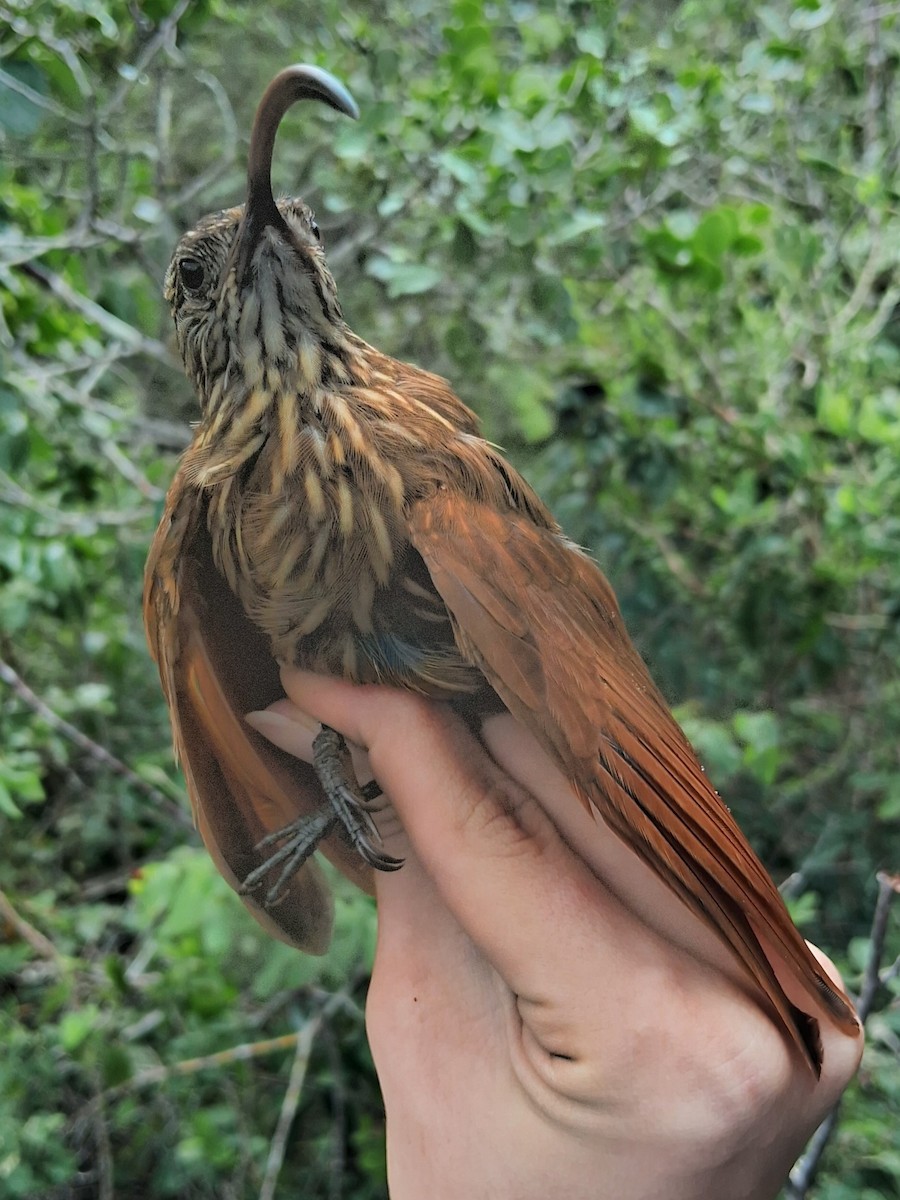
[576,29,607,59]
[789,3,834,30]
[733,711,783,786]
[366,257,443,297]
[858,393,900,446]
[817,388,853,436]
[694,209,738,262]
[58,1006,100,1053]
[0,780,22,820]
[0,756,44,813]
[784,891,819,929]
[677,713,743,783]
[733,710,781,753]
[876,783,900,821]
[530,274,575,334]
[0,63,47,138]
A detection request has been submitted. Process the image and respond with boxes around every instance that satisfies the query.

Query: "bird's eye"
[310,220,322,243]
[178,257,207,293]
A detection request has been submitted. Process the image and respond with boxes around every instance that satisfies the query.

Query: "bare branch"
[258,1017,323,1200]
[0,885,62,962]
[880,953,900,988]
[830,226,888,333]
[0,64,84,124]
[857,872,900,1024]
[860,2,900,19]
[0,467,154,530]
[100,0,193,121]
[0,658,190,829]
[0,229,107,268]
[167,71,240,209]
[90,1083,115,1200]
[785,872,899,1199]
[640,290,734,413]
[5,348,190,451]
[99,440,165,500]
[102,1031,308,1100]
[15,261,173,365]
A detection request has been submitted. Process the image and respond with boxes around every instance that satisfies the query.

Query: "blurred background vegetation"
[1,0,898,1196]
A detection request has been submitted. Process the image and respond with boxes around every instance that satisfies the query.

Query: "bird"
[144,63,859,1074]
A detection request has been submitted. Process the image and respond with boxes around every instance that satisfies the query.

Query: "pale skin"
[247,669,863,1200]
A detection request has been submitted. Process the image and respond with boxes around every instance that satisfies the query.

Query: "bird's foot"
[240,809,337,904]
[312,724,404,873]
[240,724,402,905]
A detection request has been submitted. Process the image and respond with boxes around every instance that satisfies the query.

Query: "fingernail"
[244,711,304,755]
[245,711,289,740]
[245,704,319,736]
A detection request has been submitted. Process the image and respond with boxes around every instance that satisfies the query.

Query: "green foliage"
[1,0,897,1195]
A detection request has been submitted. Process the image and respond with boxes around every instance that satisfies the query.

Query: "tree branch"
[0,885,62,962]
[258,1016,323,1200]
[15,261,173,365]
[0,658,190,829]
[785,872,899,1199]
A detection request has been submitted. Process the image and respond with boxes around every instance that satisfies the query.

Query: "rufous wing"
[409,490,858,1073]
[144,486,373,952]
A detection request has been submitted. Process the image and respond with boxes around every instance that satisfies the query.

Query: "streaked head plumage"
[164,65,359,406]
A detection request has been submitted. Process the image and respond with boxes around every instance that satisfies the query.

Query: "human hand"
[248,670,862,1200]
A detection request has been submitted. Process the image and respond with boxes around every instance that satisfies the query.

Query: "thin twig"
[824,612,890,632]
[859,2,900,18]
[72,1017,333,1187]
[100,0,193,121]
[0,229,108,268]
[5,349,190,451]
[640,290,733,412]
[858,280,900,345]
[98,439,165,501]
[785,872,899,1200]
[0,658,190,829]
[90,1078,115,1200]
[0,886,62,962]
[258,1016,323,1200]
[0,467,154,529]
[880,953,900,988]
[830,226,885,333]
[784,1108,843,1200]
[619,514,708,598]
[167,70,240,207]
[0,65,84,124]
[778,815,841,900]
[15,261,172,365]
[321,1019,348,1200]
[856,871,900,1024]
[862,0,885,159]
[101,1032,308,1102]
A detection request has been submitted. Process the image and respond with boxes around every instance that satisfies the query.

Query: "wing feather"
[144,485,372,952]
[410,491,857,1072]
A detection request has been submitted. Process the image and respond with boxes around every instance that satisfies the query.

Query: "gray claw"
[239,723,404,905]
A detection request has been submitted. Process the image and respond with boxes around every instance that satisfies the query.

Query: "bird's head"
[164,66,359,409]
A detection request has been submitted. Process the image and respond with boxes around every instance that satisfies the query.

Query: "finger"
[803,942,864,1091]
[485,713,865,1080]
[480,712,752,985]
[246,700,374,782]
[277,669,661,1005]
[248,695,508,1035]
[805,943,846,992]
